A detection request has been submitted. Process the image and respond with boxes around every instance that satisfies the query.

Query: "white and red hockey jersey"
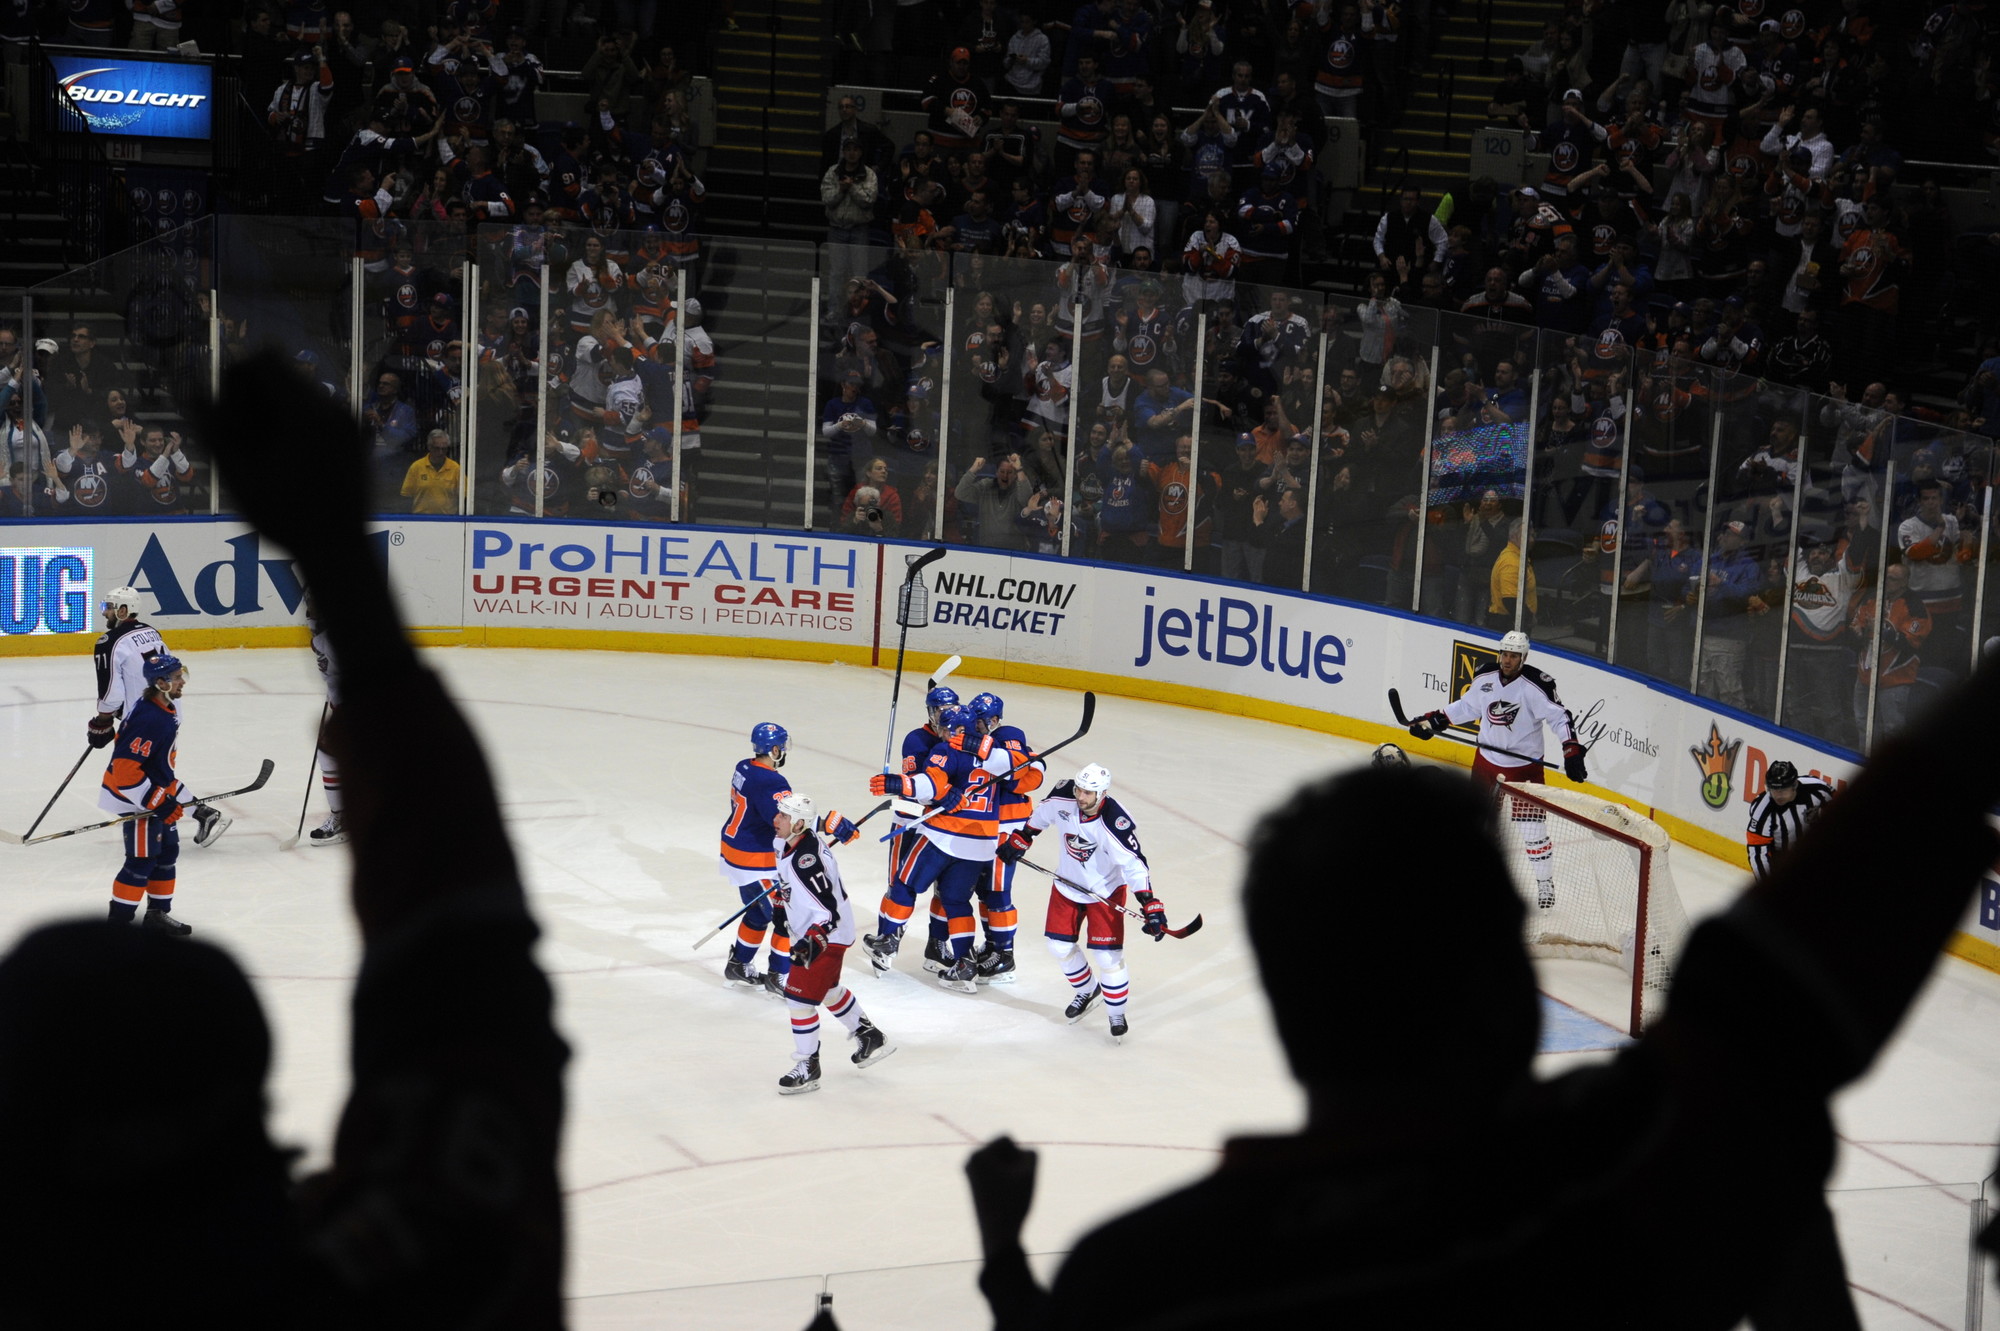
[1441,663,1577,773]
[773,829,857,947]
[1027,782,1152,904]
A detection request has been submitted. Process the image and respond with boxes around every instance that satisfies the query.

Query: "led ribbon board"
[51,55,213,139]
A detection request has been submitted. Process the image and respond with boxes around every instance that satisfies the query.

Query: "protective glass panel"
[20,216,215,521]
[354,219,471,517]
[1423,305,1535,633]
[1624,351,1719,694]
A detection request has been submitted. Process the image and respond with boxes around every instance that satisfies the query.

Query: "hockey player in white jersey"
[769,792,895,1094]
[997,763,1170,1044]
[87,585,229,847]
[1406,631,1587,908]
[306,599,346,846]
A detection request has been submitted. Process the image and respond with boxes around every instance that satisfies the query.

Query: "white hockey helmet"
[681,296,702,323]
[775,791,815,823]
[1371,742,1409,768]
[1073,763,1112,793]
[103,585,142,615]
[1497,630,1532,658]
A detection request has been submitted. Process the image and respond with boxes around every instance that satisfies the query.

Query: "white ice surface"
[2,646,1996,1329]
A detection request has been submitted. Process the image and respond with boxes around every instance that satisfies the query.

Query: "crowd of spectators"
[804,0,2000,750]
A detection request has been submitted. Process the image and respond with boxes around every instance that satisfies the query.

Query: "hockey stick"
[881,548,949,774]
[692,800,893,950]
[280,700,332,851]
[1387,687,1565,773]
[881,692,1097,842]
[19,746,94,842]
[1016,857,1204,939]
[928,654,962,693]
[0,759,276,847]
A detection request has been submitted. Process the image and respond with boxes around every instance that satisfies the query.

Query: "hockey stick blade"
[884,692,1096,841]
[1387,687,1413,726]
[926,654,963,692]
[906,546,947,580]
[1,758,276,847]
[849,798,895,830]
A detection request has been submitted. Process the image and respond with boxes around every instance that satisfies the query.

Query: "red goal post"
[1492,783,1692,1037]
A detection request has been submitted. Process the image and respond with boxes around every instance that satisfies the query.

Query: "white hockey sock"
[1062,954,1095,993]
[788,1000,821,1060]
[1101,975,1129,1017]
[1525,833,1554,888]
[824,986,864,1035]
[316,748,343,815]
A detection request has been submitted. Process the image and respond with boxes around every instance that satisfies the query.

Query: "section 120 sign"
[2,548,94,636]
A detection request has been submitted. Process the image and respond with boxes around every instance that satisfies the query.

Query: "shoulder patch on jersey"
[1520,664,1561,702]
[796,853,817,870]
[1049,779,1078,801]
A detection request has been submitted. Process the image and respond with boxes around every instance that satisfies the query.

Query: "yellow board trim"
[10,622,1993,975]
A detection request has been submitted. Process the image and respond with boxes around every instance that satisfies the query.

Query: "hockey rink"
[3,645,1998,1330]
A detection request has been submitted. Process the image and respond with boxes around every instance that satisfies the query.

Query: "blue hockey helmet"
[751,721,790,766]
[925,685,959,725]
[938,704,974,740]
[967,692,1004,730]
[142,652,185,685]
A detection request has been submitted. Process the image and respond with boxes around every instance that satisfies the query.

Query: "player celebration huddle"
[712,682,1192,1094]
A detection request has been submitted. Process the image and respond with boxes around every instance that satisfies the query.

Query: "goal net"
[1492,783,1691,1036]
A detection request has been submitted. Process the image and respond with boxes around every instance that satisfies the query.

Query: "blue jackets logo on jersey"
[1063,831,1097,862]
[1486,700,1520,728]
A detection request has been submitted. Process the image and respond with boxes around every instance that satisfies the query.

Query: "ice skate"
[190,803,231,848]
[937,956,979,994]
[777,1052,821,1095]
[722,958,766,989]
[307,812,347,847]
[141,908,192,937]
[1109,1016,1128,1044]
[921,936,950,974]
[760,968,789,999]
[861,931,900,974]
[1065,985,1100,1023]
[1536,882,1555,910]
[851,1019,896,1068]
[975,945,1017,985]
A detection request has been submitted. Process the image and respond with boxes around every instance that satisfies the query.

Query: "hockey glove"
[87,714,116,749]
[790,924,830,968]
[869,773,911,798]
[820,810,860,845]
[997,829,1034,864]
[1409,710,1450,740]
[1136,889,1168,940]
[1563,741,1589,783]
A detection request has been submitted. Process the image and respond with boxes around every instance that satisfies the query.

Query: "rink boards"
[5,516,1996,972]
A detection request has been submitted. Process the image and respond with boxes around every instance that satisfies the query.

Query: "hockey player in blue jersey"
[97,652,195,935]
[717,722,795,996]
[867,704,1015,993]
[958,691,1042,984]
[893,684,958,974]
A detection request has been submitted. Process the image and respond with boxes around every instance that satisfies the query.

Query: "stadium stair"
[701,0,831,245]
[1313,0,1553,299]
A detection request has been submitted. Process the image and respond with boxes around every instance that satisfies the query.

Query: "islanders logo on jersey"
[453,94,482,124]
[71,469,110,509]
[1062,830,1098,863]
[1550,140,1582,174]
[1698,63,1729,93]
[1160,479,1188,515]
[1126,332,1158,365]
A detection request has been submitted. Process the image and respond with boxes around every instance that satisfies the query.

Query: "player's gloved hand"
[1136,889,1168,940]
[86,714,116,749]
[1563,740,1589,783]
[870,773,910,798]
[997,829,1034,864]
[790,924,829,968]
[1409,710,1450,740]
[820,810,859,844]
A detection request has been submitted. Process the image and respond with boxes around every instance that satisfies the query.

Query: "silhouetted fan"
[803,1292,841,1329]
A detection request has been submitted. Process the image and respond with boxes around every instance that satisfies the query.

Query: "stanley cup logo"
[1688,722,1742,810]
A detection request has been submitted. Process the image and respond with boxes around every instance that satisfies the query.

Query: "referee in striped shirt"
[1746,761,1835,881]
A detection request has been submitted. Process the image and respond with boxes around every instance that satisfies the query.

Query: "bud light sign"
[1,547,93,636]
[51,55,213,140]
